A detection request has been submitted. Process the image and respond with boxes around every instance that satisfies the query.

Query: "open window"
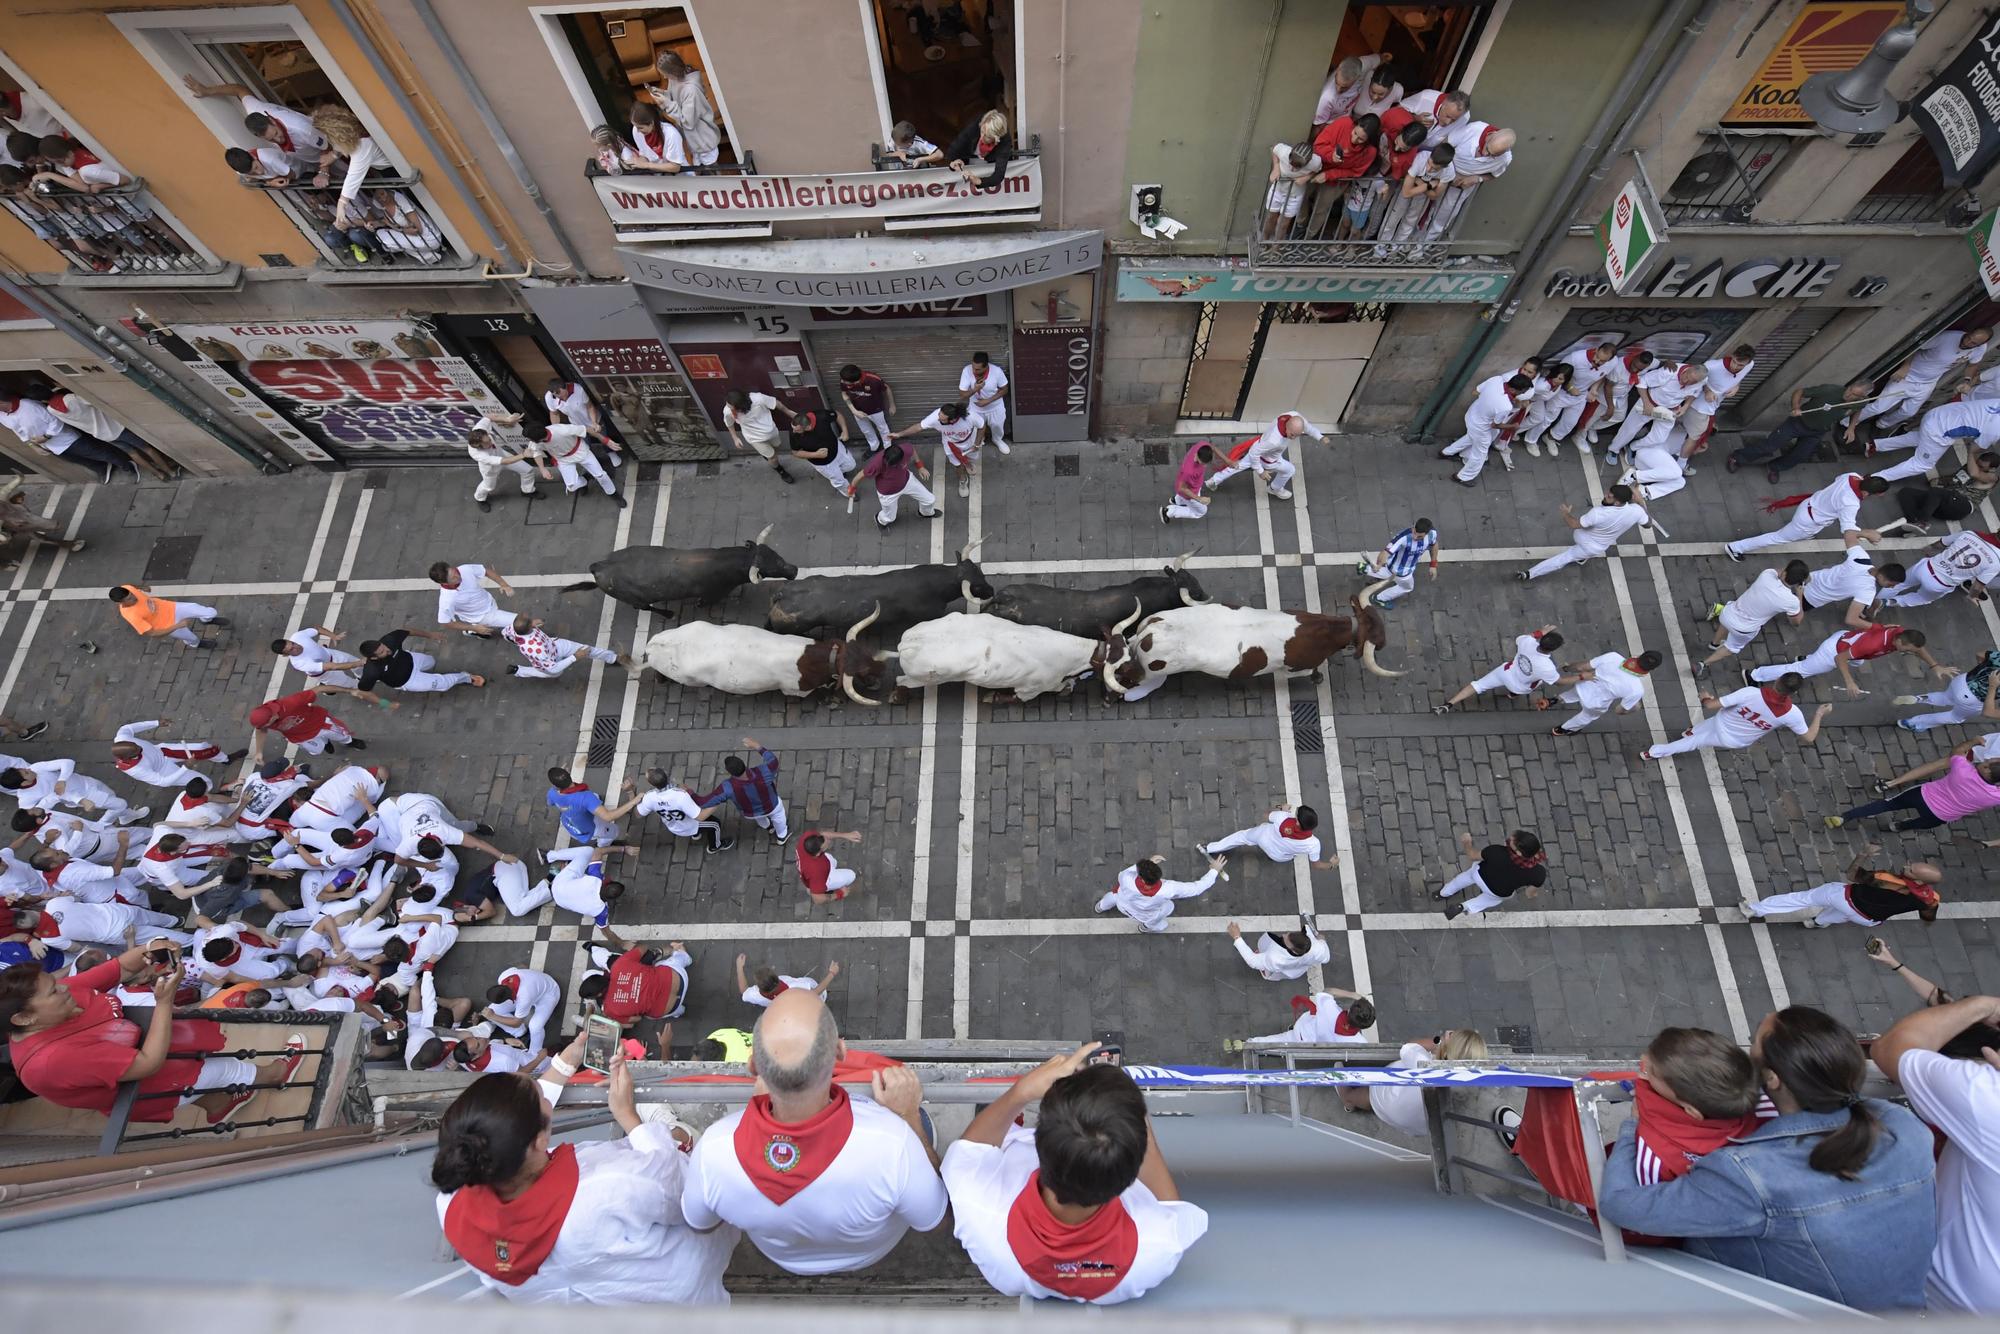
[112,7,472,272]
[1316,3,1494,126]
[535,3,744,177]
[865,0,1018,155]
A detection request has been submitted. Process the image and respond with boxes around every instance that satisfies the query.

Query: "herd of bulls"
[561,528,1402,706]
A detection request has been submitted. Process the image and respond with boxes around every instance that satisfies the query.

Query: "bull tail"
[560,579,598,595]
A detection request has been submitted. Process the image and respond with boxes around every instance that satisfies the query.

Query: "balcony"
[587,152,766,243]
[244,169,472,276]
[1242,168,1513,288]
[1,179,224,279]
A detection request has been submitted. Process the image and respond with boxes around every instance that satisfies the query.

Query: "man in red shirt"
[247,683,386,763]
[1747,623,1944,699]
[585,941,693,1044]
[837,363,895,453]
[797,829,863,905]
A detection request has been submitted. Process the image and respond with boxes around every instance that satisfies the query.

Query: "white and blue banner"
[1126,1064,1577,1089]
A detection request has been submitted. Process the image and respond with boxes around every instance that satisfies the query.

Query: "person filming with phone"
[941,1040,1210,1304]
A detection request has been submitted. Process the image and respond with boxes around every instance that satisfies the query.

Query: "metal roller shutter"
[1732,307,1839,403]
[806,327,997,433]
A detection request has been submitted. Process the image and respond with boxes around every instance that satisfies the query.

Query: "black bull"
[561,532,797,615]
[986,567,1209,637]
[759,559,993,640]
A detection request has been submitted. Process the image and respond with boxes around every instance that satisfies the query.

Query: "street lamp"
[1797,0,1935,135]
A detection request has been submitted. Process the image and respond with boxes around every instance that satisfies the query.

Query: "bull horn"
[836,645,881,708]
[1356,579,1394,609]
[753,523,774,546]
[846,603,881,641]
[1179,586,1201,607]
[1360,640,1405,678]
[1111,598,1143,636]
[748,567,763,584]
[958,533,985,562]
[1168,547,1200,571]
[961,579,985,612]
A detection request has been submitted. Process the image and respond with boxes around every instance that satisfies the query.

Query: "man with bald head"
[680,990,946,1274]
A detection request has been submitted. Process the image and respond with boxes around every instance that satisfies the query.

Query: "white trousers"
[807,441,855,490]
[553,449,615,495]
[168,601,221,647]
[1555,685,1612,733]
[1627,445,1687,500]
[1362,562,1415,602]
[877,478,939,526]
[184,1056,261,1095]
[493,860,548,918]
[1375,188,1431,247]
[851,410,891,452]
[1871,429,1953,484]
[1902,675,1986,731]
[1445,420,1500,483]
[1165,493,1209,521]
[395,651,474,693]
[474,459,536,501]
[295,719,355,755]
[820,860,857,893]
[1745,881,1873,927]
[1210,450,1296,492]
[515,639,617,680]
[1645,716,1757,758]
[1438,863,1505,915]
[1750,633,1844,682]
[1527,541,1611,580]
[969,400,1007,450]
[1610,410,1674,457]
[1881,562,1960,607]
[1729,508,1828,557]
[1856,376,1939,428]
[750,798,789,840]
[1203,823,1303,863]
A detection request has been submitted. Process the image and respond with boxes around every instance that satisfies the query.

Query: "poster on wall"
[171,320,447,363]
[556,337,716,461]
[1909,14,2000,186]
[1720,3,1905,128]
[1534,306,1748,368]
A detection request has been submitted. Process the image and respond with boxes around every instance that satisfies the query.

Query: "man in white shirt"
[1421,122,1514,243]
[463,416,547,512]
[287,762,387,833]
[1226,918,1330,981]
[1677,345,1756,461]
[0,394,82,466]
[1527,343,1618,451]
[1314,54,1384,127]
[1885,531,2000,608]
[958,352,1010,455]
[538,421,625,507]
[181,77,331,178]
[1804,547,1900,627]
[681,991,947,1274]
[11,807,121,865]
[890,403,983,497]
[41,390,178,480]
[1550,649,1662,736]
[1520,485,1649,580]
[24,896,190,952]
[1726,472,1889,560]
[1437,625,1564,713]
[1440,373,1528,485]
[1869,398,2000,484]
[429,560,518,636]
[944,1046,1208,1305]
[504,843,636,928]
[1857,327,1993,430]
[271,625,365,687]
[1094,855,1228,932]
[1641,674,1829,763]
[109,718,236,790]
[607,769,731,852]
[1607,362,1706,464]
[1202,805,1337,869]
[735,954,838,1008]
[1870,995,2000,1313]
[0,758,142,824]
[1209,411,1326,499]
[1247,990,1375,1045]
[723,388,798,485]
[1695,561,1808,676]
[480,964,562,1053]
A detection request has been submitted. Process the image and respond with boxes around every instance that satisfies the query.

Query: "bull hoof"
[1310,670,1324,684]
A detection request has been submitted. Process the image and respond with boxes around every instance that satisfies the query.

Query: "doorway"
[1178,302,1385,426]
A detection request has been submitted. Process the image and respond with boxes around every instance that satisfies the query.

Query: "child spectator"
[886,119,940,168]
[1261,141,1320,239]
[1632,1026,1770,1184]
[589,124,625,175]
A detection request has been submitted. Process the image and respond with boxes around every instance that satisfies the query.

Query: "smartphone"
[147,947,176,971]
[1864,937,1886,958]
[1087,1030,1124,1067]
[583,1014,622,1075]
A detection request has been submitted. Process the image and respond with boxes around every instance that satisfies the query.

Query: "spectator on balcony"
[0,165,113,272]
[2,129,48,170]
[1372,137,1451,258]
[1260,141,1321,240]
[1356,64,1405,121]
[647,51,721,167]
[1406,89,1469,141]
[222,144,293,188]
[1424,125,1514,246]
[622,103,686,175]
[1312,54,1384,134]
[589,124,626,176]
[181,76,332,183]
[29,135,121,195]
[944,110,1014,193]
[884,120,941,169]
[312,106,388,243]
[1309,112,1379,202]
[1337,1029,1492,1137]
[0,89,64,145]
[367,189,445,266]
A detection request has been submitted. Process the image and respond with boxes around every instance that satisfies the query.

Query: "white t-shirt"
[1895,1048,2000,1313]
[1706,685,1809,747]
[1803,548,1877,609]
[44,393,127,442]
[1237,927,1329,981]
[0,400,80,455]
[1314,53,1383,123]
[1802,473,1867,533]
[541,423,593,461]
[1698,356,1753,407]
[920,408,981,457]
[7,758,74,811]
[1561,347,1613,394]
[111,720,200,787]
[286,627,351,678]
[681,1091,948,1274]
[1282,995,1370,1044]
[724,393,780,445]
[622,120,689,168]
[1370,1044,1437,1138]
[637,785,703,835]
[436,563,501,624]
[1906,330,1988,383]
[1722,568,1801,632]
[298,765,383,824]
[960,362,1009,407]
[741,976,820,1008]
[942,1125,1209,1305]
[1576,651,1649,714]
[1466,376,1519,430]
[1495,633,1559,692]
[240,96,325,158]
[544,382,591,426]
[1572,502,1648,553]
[1928,531,2000,587]
[1637,366,1702,414]
[387,792,465,858]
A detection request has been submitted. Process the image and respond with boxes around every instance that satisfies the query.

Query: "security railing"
[868,133,1040,171]
[1,180,221,276]
[1244,164,1506,269]
[248,168,462,270]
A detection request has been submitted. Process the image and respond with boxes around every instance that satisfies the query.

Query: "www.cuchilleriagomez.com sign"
[597,159,1041,228]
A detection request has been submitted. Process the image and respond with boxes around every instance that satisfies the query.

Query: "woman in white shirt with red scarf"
[432,1035,737,1304]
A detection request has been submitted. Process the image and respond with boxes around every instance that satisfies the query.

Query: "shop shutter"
[1733,307,1839,404]
[806,327,998,432]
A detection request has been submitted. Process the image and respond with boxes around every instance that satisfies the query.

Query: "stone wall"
[1099,300,1198,437]
[1342,305,1483,435]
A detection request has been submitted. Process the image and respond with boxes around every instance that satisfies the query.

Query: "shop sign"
[1116,263,1509,303]
[1911,14,2000,186]
[169,320,444,362]
[807,296,990,322]
[1011,322,1092,418]
[1598,178,1665,293]
[237,357,500,451]
[598,160,1040,227]
[1722,3,1906,127]
[1970,207,2000,299]
[560,339,679,377]
[622,234,1100,306]
[1544,254,1845,302]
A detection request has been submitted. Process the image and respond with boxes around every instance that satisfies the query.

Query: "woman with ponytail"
[1598,1007,1936,1309]
[431,1031,737,1303]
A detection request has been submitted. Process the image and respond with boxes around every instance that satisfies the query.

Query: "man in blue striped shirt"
[1359,519,1440,608]
[695,736,788,842]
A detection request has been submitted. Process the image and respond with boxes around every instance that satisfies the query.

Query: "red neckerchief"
[178,793,207,812]
[977,138,997,156]
[1981,532,2000,548]
[500,973,521,999]
[1279,818,1308,840]
[1477,125,1499,154]
[1848,474,1865,498]
[1620,657,1647,675]
[209,942,242,967]
[269,123,294,153]
[1758,686,1796,717]
[442,1144,581,1287]
[639,126,664,155]
[1134,874,1163,898]
[1004,1172,1139,1301]
[1865,871,1941,910]
[113,753,139,771]
[467,1045,495,1071]
[731,1085,856,1205]
[1509,847,1548,870]
[46,392,70,413]
[559,783,591,795]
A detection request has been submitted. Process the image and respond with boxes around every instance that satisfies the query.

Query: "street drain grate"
[586,714,620,766]
[1052,454,1080,476]
[142,534,200,582]
[1143,443,1170,466]
[1291,700,1324,753]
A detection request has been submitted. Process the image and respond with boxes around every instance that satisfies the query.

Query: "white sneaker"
[957,473,971,497]
[1576,438,1592,454]
[1501,456,1515,471]
[638,1100,699,1149]
[994,440,1010,455]
[1524,441,1541,457]
[1267,487,1292,500]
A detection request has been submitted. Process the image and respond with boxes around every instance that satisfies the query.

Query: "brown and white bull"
[645,612,888,700]
[846,604,1140,705]
[1103,591,1400,701]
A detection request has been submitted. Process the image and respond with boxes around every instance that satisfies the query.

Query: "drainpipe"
[406,0,590,275]
[0,272,289,474]
[324,0,521,268]
[1409,0,1718,440]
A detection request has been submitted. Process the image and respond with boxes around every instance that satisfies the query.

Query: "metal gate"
[1732,307,1839,403]
[806,327,997,435]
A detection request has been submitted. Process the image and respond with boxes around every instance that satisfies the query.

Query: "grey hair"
[1440,90,1471,114]
[753,1003,839,1095]
[1336,56,1364,82]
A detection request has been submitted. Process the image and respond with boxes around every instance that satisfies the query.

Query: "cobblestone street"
[6,431,1998,1060]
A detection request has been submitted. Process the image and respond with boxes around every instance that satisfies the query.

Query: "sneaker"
[349,243,371,264]
[1739,898,1759,918]
[774,467,795,486]
[1691,659,1709,678]
[710,837,736,853]
[1683,464,1697,476]
[473,823,496,836]
[1550,726,1573,738]
[774,831,790,845]
[1765,468,1781,484]
[225,748,248,763]
[1726,455,1741,474]
[1268,487,1292,499]
[1501,456,1515,472]
[209,616,232,628]
[1525,441,1542,458]
[1514,571,1530,582]
[506,665,521,675]
[18,722,47,740]
[477,498,492,512]
[1864,442,1877,458]
[1824,815,1845,829]
[1703,602,1724,623]
[1891,695,1919,706]
[920,508,941,520]
[612,493,628,509]
[995,440,1010,455]
[1742,667,1757,689]
[1432,703,1454,716]
[1724,546,1743,563]
[957,473,971,498]
[346,738,368,750]
[1443,903,1465,921]
[1897,719,1921,732]
[1159,506,1170,525]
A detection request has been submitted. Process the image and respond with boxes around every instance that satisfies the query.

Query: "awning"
[617,230,1102,306]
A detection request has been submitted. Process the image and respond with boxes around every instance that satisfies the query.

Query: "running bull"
[760,539,992,639]
[1104,591,1401,701]
[985,553,1209,637]
[561,524,797,616]
[844,603,1142,705]
[645,612,889,700]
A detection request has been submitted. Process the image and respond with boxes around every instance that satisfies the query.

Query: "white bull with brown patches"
[1104,591,1400,702]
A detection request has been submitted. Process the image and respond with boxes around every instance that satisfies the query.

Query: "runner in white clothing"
[1202,806,1337,868]
[1438,626,1564,713]
[1726,472,1889,559]
[1440,375,1528,485]
[1519,485,1649,579]
[502,613,636,680]
[890,403,984,498]
[538,421,625,507]
[431,561,517,635]
[606,770,731,851]
[1868,398,2000,484]
[271,625,364,687]
[479,965,561,1052]
[463,415,547,511]
[1209,412,1325,498]
[1607,363,1707,464]
[1883,530,2000,607]
[734,954,838,1008]
[1678,345,1756,459]
[1550,650,1662,736]
[1245,990,1375,1045]
[1094,856,1228,932]
[1695,561,1808,675]
[109,719,237,790]
[958,352,1010,455]
[1226,918,1330,981]
[0,759,143,824]
[1642,677,1829,762]
[286,763,388,833]
[1803,547,1900,626]
[1856,327,1992,430]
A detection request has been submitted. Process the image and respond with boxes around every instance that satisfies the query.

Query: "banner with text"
[599,159,1041,228]
[1910,15,2000,187]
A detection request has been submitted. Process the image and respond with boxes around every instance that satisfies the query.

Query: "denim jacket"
[1597,1101,1936,1310]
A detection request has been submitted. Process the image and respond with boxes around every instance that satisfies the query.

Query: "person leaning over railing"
[1596,1007,1936,1311]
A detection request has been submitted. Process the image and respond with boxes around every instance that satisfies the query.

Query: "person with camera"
[433,1036,735,1303]
[1,940,302,1125]
[942,1041,1209,1304]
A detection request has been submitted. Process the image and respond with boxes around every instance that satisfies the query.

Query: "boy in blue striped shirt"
[1359,519,1440,609]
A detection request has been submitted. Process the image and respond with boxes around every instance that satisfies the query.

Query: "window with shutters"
[1846,139,1979,226]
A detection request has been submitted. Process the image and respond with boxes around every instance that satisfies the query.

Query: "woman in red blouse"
[1,945,297,1124]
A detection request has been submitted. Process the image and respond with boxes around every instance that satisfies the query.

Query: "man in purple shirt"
[847,442,940,528]
[1163,442,1215,523]
[694,737,788,842]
